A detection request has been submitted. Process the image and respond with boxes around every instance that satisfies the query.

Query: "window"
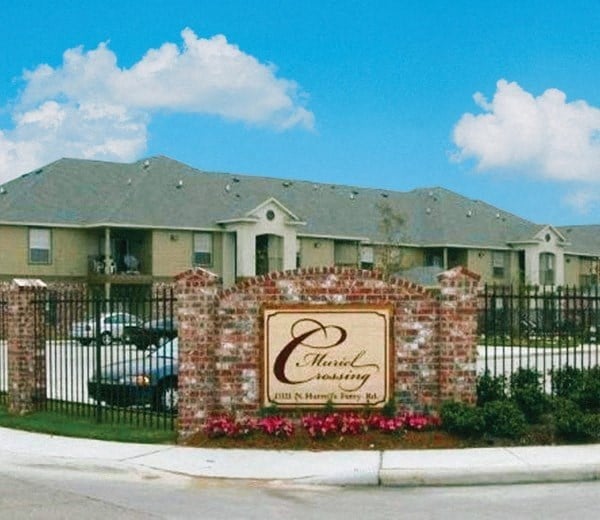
[492,252,505,279]
[360,245,374,269]
[193,232,213,266]
[539,253,555,285]
[29,228,51,264]
[334,241,358,267]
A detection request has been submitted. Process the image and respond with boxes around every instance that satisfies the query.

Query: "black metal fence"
[478,285,600,392]
[32,287,177,429]
[0,292,7,406]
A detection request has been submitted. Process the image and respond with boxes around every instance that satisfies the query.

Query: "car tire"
[100,331,112,346]
[155,379,178,413]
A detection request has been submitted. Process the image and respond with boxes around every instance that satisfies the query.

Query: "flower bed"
[188,411,447,450]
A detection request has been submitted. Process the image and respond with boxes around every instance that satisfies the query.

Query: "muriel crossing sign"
[263,306,393,408]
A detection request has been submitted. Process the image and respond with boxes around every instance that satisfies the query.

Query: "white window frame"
[539,252,555,285]
[492,251,505,279]
[29,228,51,264]
[360,245,374,269]
[193,232,213,267]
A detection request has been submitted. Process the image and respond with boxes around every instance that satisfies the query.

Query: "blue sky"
[1,1,599,225]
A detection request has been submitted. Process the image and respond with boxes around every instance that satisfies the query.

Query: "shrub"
[476,371,506,406]
[579,366,600,413]
[440,401,485,438]
[258,404,281,417]
[483,400,527,439]
[551,366,600,413]
[551,366,583,400]
[381,399,397,418]
[509,368,547,423]
[552,398,600,442]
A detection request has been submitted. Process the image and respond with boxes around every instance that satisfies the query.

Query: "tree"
[376,201,405,279]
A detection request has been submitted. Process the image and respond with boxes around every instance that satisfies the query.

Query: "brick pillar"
[175,268,221,442]
[7,279,47,415]
[436,267,480,406]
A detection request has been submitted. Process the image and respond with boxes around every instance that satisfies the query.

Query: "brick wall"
[175,266,480,441]
[6,279,47,414]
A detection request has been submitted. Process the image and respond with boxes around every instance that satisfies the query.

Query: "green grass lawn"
[0,404,176,444]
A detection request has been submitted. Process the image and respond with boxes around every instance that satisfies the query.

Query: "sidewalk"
[1,426,599,487]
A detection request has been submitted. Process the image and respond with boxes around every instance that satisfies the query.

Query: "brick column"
[436,267,480,406]
[7,279,47,415]
[175,268,221,441]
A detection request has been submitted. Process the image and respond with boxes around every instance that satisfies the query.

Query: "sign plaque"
[263,306,392,408]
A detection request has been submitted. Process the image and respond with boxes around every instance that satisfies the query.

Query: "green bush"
[381,398,397,418]
[551,366,600,413]
[440,401,485,438]
[551,366,583,400]
[483,400,527,440]
[552,398,600,442]
[509,368,547,423]
[579,367,600,413]
[476,371,506,406]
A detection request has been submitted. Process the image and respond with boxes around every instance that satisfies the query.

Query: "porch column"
[104,227,111,300]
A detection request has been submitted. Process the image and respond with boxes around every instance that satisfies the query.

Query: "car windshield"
[150,338,178,359]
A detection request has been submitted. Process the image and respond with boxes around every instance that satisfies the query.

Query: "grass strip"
[0,404,176,444]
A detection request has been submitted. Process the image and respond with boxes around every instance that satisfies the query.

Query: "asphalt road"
[2,449,600,520]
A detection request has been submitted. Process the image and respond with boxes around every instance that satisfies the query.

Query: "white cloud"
[452,80,600,182]
[0,28,314,185]
[563,188,600,215]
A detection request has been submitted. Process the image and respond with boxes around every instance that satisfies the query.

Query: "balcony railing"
[88,255,151,283]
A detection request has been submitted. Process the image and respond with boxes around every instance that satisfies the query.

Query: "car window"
[152,338,178,359]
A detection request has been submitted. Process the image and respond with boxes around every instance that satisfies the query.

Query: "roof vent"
[313,184,319,190]
[232,177,240,183]
[380,192,389,198]
[127,178,132,185]
[143,159,150,169]
[0,187,6,195]
[466,210,473,217]
[225,184,231,192]
[282,181,292,187]
[350,190,359,200]
[426,207,432,214]
[176,180,183,189]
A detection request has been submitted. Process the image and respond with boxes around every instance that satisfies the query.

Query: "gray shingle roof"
[558,225,600,256]
[0,156,595,254]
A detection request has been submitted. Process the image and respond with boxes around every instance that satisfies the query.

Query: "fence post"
[436,267,480,405]
[6,278,47,415]
[175,268,221,442]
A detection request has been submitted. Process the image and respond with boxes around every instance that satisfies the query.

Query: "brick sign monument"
[175,266,480,442]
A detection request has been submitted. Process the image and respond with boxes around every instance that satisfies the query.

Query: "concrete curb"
[1,427,599,487]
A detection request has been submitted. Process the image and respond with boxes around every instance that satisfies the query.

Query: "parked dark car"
[88,338,178,413]
[122,317,178,350]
